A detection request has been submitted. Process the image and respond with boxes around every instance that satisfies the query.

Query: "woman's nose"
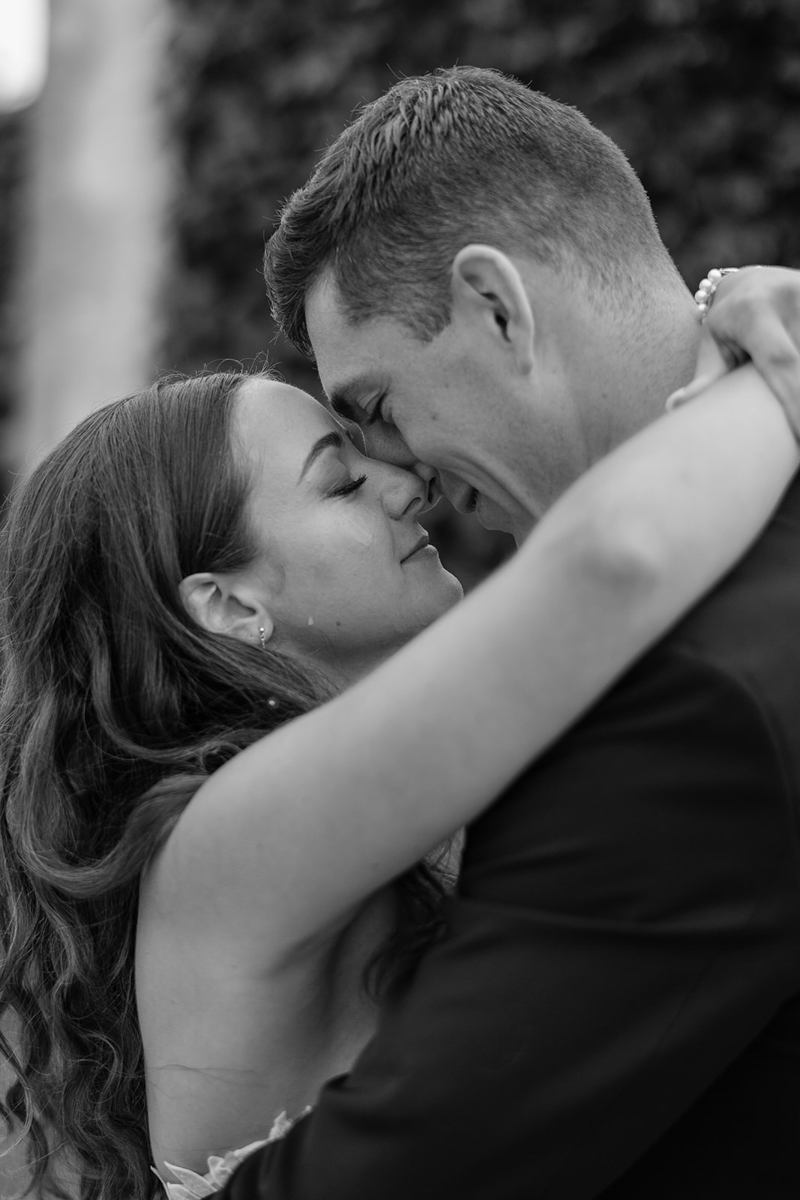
[375,462,428,520]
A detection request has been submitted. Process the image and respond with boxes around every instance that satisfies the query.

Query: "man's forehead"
[306,279,389,408]
[305,271,348,350]
[306,272,411,371]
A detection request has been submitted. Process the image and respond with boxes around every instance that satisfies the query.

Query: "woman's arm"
[153,364,798,960]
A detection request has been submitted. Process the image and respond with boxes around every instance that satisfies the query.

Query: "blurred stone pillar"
[18,0,172,466]
[1,0,172,1190]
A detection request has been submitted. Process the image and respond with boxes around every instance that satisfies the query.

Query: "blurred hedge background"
[3,0,800,587]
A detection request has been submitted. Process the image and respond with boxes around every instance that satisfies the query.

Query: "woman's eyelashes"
[329,473,368,499]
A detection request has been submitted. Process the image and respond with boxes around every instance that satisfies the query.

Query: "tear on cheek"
[348,515,375,546]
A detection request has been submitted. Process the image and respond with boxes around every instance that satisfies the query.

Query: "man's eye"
[365,395,387,427]
[330,474,367,498]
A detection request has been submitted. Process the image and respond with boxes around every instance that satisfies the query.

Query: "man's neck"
[512,286,703,544]
[584,291,702,459]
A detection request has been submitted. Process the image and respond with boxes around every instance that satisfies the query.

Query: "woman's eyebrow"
[298,431,344,482]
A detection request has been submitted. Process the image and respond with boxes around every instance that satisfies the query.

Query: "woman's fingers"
[667,268,800,434]
[706,268,800,436]
[729,319,800,438]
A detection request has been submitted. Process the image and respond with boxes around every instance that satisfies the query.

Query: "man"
[219,68,800,1197]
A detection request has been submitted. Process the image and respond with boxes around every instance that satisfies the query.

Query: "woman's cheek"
[341,507,377,548]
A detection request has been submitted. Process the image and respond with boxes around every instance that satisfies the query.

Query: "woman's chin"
[445,572,465,605]
[428,569,465,617]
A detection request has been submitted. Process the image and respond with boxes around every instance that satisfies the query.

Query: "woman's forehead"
[234,378,341,474]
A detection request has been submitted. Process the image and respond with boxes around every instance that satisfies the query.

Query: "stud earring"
[259,626,268,650]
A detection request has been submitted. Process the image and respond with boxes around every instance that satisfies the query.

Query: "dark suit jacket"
[219,477,800,1199]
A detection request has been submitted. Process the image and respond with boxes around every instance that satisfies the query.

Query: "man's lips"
[401,533,431,562]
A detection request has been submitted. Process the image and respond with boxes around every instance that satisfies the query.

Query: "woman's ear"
[451,244,535,375]
[179,572,275,646]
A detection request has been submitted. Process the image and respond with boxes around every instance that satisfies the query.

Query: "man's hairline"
[303,262,453,390]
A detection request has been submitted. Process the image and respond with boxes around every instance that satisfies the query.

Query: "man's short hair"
[265,66,679,356]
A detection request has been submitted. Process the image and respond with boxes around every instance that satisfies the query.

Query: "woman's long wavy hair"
[0,372,451,1199]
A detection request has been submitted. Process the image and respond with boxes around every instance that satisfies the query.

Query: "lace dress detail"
[155,1108,311,1199]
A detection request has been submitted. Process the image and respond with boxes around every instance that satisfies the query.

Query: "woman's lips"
[401,533,431,562]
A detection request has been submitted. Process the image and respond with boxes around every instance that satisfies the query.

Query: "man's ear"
[178,572,275,646]
[451,245,535,374]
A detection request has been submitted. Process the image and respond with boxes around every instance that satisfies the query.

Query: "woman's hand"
[667,266,800,435]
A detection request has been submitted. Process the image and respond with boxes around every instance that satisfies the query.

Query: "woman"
[0,358,796,1200]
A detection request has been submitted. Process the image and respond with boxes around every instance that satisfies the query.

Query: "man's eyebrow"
[298,431,343,482]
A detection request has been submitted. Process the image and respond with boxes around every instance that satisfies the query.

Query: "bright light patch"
[0,0,48,112]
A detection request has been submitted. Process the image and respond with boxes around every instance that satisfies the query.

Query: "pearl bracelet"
[694,267,740,320]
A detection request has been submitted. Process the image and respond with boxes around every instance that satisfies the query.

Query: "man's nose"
[411,461,442,512]
[361,422,411,467]
[362,425,441,513]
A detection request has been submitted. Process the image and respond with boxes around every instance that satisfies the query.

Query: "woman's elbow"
[563,505,671,601]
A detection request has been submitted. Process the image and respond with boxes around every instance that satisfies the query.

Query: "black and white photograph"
[1,2,800,1197]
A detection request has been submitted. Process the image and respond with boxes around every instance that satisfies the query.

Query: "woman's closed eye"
[329,473,368,499]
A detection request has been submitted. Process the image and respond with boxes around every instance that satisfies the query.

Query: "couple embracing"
[2,66,800,1200]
